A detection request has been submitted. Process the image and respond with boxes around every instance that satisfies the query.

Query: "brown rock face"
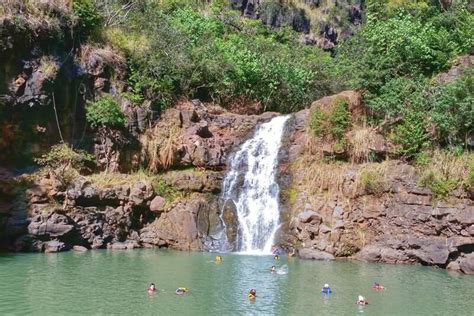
[276,90,473,273]
[139,194,221,251]
[140,100,278,171]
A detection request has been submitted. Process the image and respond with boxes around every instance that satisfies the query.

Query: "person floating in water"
[147,283,157,294]
[274,255,280,260]
[270,266,276,273]
[175,287,189,295]
[372,282,385,291]
[248,289,257,300]
[356,295,369,305]
[321,283,332,294]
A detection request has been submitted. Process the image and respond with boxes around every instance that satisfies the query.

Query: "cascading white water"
[221,115,289,254]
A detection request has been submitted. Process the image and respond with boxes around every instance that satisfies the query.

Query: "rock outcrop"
[278,90,474,273]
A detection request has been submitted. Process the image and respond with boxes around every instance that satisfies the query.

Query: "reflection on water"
[0,249,473,315]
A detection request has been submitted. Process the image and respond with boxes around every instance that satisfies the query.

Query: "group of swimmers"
[320,282,386,305]
[147,283,189,296]
[147,253,385,305]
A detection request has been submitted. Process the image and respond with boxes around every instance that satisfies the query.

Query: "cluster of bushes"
[335,1,474,156]
[309,97,350,154]
[103,1,335,113]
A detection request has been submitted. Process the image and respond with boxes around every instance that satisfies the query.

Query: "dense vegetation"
[92,0,472,157]
[1,0,473,161]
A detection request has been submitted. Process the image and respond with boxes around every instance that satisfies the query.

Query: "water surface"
[0,249,472,315]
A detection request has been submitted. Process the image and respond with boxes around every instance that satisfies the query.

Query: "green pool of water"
[0,249,472,315]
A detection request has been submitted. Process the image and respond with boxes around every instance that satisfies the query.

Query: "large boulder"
[459,254,474,275]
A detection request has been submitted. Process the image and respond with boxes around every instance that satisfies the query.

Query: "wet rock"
[73,245,88,252]
[44,240,66,253]
[459,254,474,275]
[298,248,335,261]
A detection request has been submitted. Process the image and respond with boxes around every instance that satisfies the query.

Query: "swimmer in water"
[321,283,332,294]
[356,295,369,305]
[175,287,189,295]
[248,289,257,300]
[147,283,157,294]
[215,255,222,263]
[372,282,385,291]
[274,255,280,260]
[288,250,296,257]
[270,266,276,273]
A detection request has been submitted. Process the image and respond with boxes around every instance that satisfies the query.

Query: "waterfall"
[221,115,289,254]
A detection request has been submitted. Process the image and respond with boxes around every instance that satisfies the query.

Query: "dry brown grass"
[78,44,127,74]
[416,150,473,196]
[38,55,60,79]
[140,125,180,172]
[1,0,72,30]
[85,169,156,188]
[293,154,392,197]
[347,126,382,163]
[419,150,472,181]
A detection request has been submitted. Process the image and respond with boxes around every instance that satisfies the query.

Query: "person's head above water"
[215,255,222,261]
[274,255,280,260]
[148,283,156,291]
[323,284,329,288]
[358,295,365,301]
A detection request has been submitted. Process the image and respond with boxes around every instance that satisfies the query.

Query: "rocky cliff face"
[231,0,364,50]
[277,90,474,274]
[1,101,274,252]
[2,86,473,274]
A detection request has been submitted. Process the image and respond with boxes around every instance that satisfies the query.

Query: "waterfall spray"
[221,115,289,254]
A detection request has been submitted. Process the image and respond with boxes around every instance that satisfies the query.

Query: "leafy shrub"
[111,3,333,113]
[419,171,458,199]
[390,109,429,158]
[152,179,183,205]
[336,4,473,93]
[35,143,94,171]
[365,77,427,119]
[310,98,350,141]
[86,96,126,129]
[429,66,474,146]
[35,143,95,184]
[73,0,102,39]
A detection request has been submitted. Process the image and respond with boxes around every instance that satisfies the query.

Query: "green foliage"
[35,143,94,171]
[86,96,126,129]
[73,0,103,38]
[467,164,474,191]
[429,67,474,146]
[108,3,333,113]
[390,110,429,158]
[152,179,183,204]
[365,77,428,119]
[310,98,350,141]
[419,171,458,199]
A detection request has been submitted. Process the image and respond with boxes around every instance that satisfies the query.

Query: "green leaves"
[86,96,126,129]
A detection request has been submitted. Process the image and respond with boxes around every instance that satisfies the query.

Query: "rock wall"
[1,101,275,252]
[277,91,474,274]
